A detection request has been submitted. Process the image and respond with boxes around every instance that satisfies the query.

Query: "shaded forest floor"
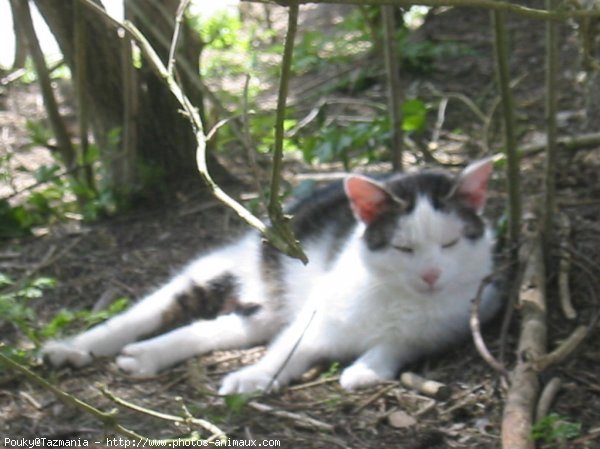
[1,4,600,448]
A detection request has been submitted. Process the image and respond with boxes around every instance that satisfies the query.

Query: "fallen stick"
[502,223,547,449]
[520,132,600,156]
[400,372,451,401]
[248,401,334,432]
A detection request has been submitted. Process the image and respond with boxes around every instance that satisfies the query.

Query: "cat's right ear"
[344,175,392,224]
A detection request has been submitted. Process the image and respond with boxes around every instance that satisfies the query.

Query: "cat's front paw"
[339,363,388,391]
[116,342,161,377]
[41,340,93,368]
[219,365,280,395]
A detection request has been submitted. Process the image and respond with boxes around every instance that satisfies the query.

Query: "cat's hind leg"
[42,236,259,368]
[42,274,196,368]
[116,310,281,376]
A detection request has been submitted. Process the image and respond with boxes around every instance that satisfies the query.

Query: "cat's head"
[344,159,494,294]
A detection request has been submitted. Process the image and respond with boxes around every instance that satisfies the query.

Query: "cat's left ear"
[451,158,494,213]
[344,175,394,224]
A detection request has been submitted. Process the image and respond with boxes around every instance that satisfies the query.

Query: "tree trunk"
[124,0,205,182]
[33,0,225,200]
[9,0,28,69]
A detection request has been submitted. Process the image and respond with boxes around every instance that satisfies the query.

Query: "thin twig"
[535,377,561,421]
[382,4,403,170]
[267,2,308,263]
[558,214,576,319]
[534,325,588,372]
[248,401,334,432]
[470,274,509,378]
[422,82,487,123]
[267,309,317,393]
[287,375,340,391]
[0,346,143,440]
[353,382,398,413]
[270,4,299,205]
[243,74,265,204]
[543,0,559,246]
[492,10,521,269]
[99,385,227,443]
[167,0,191,76]
[430,96,448,149]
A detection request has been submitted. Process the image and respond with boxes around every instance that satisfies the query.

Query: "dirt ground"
[1,4,600,449]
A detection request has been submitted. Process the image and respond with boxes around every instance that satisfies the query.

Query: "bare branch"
[535,325,588,372]
[268,2,308,263]
[558,214,576,319]
[470,275,509,377]
[167,0,192,76]
[248,401,334,431]
[492,11,521,267]
[535,377,562,421]
[382,5,403,170]
[543,0,559,246]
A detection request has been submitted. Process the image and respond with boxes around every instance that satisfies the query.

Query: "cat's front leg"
[219,310,322,395]
[218,342,314,395]
[339,343,406,391]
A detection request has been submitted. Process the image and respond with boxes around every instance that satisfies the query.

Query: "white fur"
[43,194,498,393]
[220,200,497,393]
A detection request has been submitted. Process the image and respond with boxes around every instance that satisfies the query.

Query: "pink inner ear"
[344,176,389,224]
[455,159,493,212]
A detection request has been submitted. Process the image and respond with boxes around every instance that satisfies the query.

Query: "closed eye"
[442,238,460,249]
[393,245,414,254]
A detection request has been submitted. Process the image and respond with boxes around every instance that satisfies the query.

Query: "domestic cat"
[42,159,500,394]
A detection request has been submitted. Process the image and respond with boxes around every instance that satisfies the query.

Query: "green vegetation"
[197,5,457,172]
[531,413,582,448]
[0,272,56,346]
[0,270,128,371]
[0,121,125,238]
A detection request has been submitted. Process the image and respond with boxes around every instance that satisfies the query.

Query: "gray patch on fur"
[159,273,261,332]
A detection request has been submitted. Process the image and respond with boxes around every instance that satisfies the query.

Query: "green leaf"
[31,277,57,289]
[40,309,76,338]
[224,393,254,414]
[34,164,61,183]
[0,200,33,238]
[0,272,14,288]
[82,297,130,327]
[402,99,428,132]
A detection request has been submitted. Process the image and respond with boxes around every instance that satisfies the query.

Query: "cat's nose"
[420,268,441,287]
